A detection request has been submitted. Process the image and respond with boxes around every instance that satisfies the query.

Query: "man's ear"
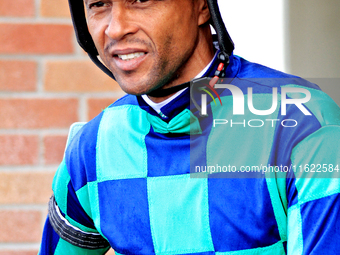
[197,0,211,26]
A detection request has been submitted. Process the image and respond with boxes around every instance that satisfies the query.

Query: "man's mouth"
[117,52,146,61]
[112,49,148,72]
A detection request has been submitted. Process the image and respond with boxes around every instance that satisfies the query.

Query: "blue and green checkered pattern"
[39,55,340,255]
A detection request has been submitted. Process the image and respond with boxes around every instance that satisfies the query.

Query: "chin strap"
[147,82,190,98]
[207,0,234,56]
[88,53,115,80]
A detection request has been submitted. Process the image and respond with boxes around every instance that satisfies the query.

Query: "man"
[40,0,340,254]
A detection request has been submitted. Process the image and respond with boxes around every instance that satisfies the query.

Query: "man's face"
[85,0,211,95]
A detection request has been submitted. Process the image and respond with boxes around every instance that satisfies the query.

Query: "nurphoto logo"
[200,84,311,116]
[191,82,312,128]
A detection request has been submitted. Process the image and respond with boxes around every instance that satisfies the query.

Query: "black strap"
[207,0,234,56]
[68,0,97,55]
[48,195,110,250]
[88,53,116,80]
[147,82,190,98]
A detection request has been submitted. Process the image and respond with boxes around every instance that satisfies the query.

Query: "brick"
[0,60,37,92]
[0,251,38,255]
[0,98,78,129]
[0,0,34,17]
[87,98,117,120]
[44,135,67,164]
[44,60,121,92]
[0,24,74,54]
[0,172,54,204]
[0,210,42,242]
[0,135,39,165]
[40,0,71,18]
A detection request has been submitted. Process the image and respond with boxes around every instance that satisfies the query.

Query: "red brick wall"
[0,1,121,253]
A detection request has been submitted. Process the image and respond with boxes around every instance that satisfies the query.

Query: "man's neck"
[147,27,215,103]
[143,49,217,114]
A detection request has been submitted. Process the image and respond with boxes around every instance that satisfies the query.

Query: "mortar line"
[0,243,40,250]
[0,91,124,98]
[0,129,69,135]
[79,95,88,122]
[0,17,72,24]
[34,0,40,18]
[0,165,58,172]
[0,205,47,210]
[38,132,45,166]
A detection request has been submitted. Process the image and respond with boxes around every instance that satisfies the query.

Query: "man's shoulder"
[65,94,141,154]
[109,93,140,108]
[233,56,340,124]
[234,56,320,91]
[82,94,139,131]
[220,56,340,131]
[63,94,144,189]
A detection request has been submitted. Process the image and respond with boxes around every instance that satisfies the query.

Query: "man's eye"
[88,1,106,9]
[134,0,150,3]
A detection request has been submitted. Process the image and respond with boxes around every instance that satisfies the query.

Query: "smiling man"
[39,0,340,254]
[87,0,215,96]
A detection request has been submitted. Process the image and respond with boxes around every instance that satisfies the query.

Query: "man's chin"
[116,76,165,96]
[118,81,159,96]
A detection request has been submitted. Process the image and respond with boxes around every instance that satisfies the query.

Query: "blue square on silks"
[208,178,281,252]
[147,174,215,254]
[301,193,340,254]
[98,178,154,254]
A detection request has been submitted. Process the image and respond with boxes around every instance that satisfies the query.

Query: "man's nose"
[105,4,138,41]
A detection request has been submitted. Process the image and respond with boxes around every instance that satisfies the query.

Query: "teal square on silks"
[207,94,279,172]
[96,105,151,182]
[147,174,214,254]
